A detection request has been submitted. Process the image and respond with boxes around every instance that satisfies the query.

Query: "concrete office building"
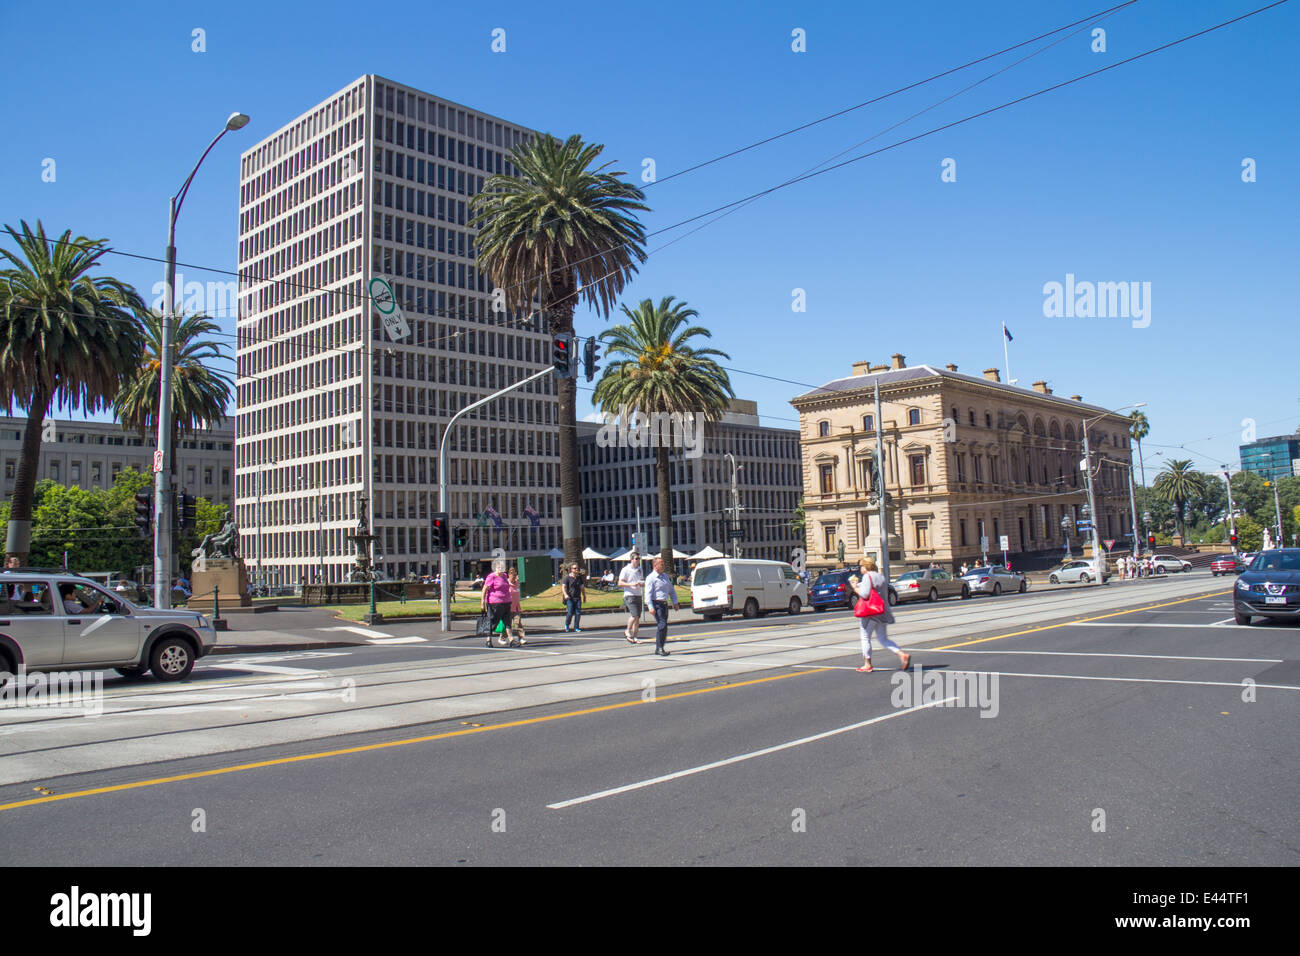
[0,416,234,509]
[234,76,560,586]
[577,400,802,567]
[791,356,1135,573]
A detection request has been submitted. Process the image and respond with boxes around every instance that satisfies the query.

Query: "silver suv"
[0,569,216,681]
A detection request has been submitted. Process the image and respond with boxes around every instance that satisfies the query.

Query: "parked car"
[1233,548,1300,625]
[1150,554,1193,574]
[809,568,898,611]
[1210,555,1245,576]
[1049,559,1109,584]
[691,558,809,619]
[892,568,970,603]
[0,568,216,682]
[1238,552,1258,570]
[961,565,1027,596]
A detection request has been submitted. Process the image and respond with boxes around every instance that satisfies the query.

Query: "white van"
[691,559,808,620]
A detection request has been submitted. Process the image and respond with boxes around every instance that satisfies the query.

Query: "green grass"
[331,585,690,621]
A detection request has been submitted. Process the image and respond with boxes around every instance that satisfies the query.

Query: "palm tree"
[0,221,145,563]
[1152,460,1206,542]
[592,297,734,571]
[471,133,649,564]
[1128,409,1150,490]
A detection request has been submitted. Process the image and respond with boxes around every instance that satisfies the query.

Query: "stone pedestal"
[189,559,252,608]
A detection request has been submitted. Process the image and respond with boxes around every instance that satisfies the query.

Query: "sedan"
[1049,560,1108,584]
[1233,548,1300,624]
[893,568,970,603]
[1210,555,1244,576]
[961,565,1027,596]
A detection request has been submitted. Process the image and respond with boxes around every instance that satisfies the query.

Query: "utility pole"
[1127,461,1140,557]
[874,379,889,582]
[1271,479,1284,549]
[1081,420,1103,586]
[1223,468,1237,550]
[725,452,743,559]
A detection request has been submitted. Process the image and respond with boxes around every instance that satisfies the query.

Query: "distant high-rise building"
[234,76,560,586]
[1239,435,1300,483]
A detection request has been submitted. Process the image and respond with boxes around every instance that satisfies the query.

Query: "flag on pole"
[1003,324,1013,342]
[484,505,503,530]
[523,504,539,528]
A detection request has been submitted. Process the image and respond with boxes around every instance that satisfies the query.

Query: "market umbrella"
[690,545,725,560]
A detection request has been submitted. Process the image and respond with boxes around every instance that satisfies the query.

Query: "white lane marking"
[367,636,427,645]
[1209,618,1237,626]
[547,697,958,809]
[319,625,392,639]
[1074,622,1300,631]
[791,666,1300,692]
[909,649,1283,664]
[206,662,329,677]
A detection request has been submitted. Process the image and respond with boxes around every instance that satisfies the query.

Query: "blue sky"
[3,0,1296,478]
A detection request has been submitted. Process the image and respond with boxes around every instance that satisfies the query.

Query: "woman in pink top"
[507,567,526,647]
[480,560,512,648]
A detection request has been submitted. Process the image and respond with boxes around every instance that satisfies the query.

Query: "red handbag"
[854,584,886,617]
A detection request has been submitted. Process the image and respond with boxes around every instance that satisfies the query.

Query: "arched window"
[908,408,921,426]
[818,421,830,438]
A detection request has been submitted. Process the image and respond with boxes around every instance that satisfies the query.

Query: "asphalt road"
[1,573,1295,865]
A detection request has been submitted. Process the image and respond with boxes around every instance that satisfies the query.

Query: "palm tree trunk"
[550,296,583,567]
[656,443,673,574]
[4,385,51,564]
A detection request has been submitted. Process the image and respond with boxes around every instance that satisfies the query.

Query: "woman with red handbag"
[850,556,910,674]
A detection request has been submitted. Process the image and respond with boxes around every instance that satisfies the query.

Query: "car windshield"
[814,572,848,586]
[897,571,924,582]
[1249,551,1300,572]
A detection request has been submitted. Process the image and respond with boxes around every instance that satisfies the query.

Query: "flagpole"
[1002,324,1013,384]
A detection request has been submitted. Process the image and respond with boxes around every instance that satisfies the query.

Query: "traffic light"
[1230,530,1239,548]
[177,491,197,531]
[583,336,599,382]
[1147,534,1156,549]
[551,332,574,378]
[431,512,450,552]
[134,491,152,537]
[454,527,468,548]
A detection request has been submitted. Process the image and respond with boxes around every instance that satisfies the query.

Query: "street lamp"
[1060,512,1074,561]
[153,112,250,608]
[1080,402,1145,586]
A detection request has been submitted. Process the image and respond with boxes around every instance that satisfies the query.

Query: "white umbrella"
[691,545,725,560]
[671,548,692,559]
[607,547,635,562]
[581,546,607,560]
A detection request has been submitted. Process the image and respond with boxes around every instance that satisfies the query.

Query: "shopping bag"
[475,613,491,637]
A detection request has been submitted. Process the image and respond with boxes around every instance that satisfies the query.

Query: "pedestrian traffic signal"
[1230,530,1238,548]
[177,491,197,531]
[134,491,152,536]
[1147,534,1156,548]
[583,336,599,382]
[431,512,450,552]
[552,332,574,378]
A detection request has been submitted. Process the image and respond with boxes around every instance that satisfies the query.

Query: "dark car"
[1210,554,1244,576]
[810,568,898,610]
[1234,549,1300,625]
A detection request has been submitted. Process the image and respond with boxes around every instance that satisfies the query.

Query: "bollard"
[365,577,383,624]
[212,584,228,632]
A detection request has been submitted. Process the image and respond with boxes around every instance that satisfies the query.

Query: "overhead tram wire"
[12,1,1288,403]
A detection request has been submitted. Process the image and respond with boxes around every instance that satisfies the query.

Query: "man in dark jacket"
[562,563,587,632]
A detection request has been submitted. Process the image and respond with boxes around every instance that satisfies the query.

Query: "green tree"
[0,220,145,562]
[592,297,734,571]
[471,133,649,565]
[1234,513,1264,552]
[1128,410,1151,490]
[1230,471,1270,522]
[1152,460,1207,541]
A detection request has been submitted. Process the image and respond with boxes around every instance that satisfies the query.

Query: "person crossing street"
[644,556,680,656]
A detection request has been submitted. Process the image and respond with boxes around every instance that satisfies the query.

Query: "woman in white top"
[850,556,910,674]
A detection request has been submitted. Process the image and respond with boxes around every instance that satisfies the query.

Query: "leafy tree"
[0,220,145,562]
[1128,409,1151,489]
[592,297,733,570]
[1152,460,1207,541]
[1234,513,1264,552]
[471,133,649,565]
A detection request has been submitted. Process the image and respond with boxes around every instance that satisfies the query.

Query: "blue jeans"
[653,600,671,649]
[565,598,582,629]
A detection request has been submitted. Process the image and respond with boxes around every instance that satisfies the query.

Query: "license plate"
[1266,596,1287,605]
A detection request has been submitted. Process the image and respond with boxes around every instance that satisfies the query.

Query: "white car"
[1150,554,1193,574]
[1049,560,1109,584]
[691,559,808,620]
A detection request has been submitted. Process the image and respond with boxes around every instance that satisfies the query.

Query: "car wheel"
[742,598,760,619]
[1212,571,1219,577]
[149,635,195,682]
[1079,573,1090,584]
[992,583,1002,596]
[1157,566,1166,575]
[888,590,897,606]
[961,585,971,599]
[1049,574,1060,584]
[0,651,15,689]
[927,587,938,603]
[1018,579,1027,593]
[115,665,149,680]
[788,597,801,615]
[1234,609,1251,626]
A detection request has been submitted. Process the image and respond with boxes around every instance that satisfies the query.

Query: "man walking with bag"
[644,556,679,656]
[850,556,909,673]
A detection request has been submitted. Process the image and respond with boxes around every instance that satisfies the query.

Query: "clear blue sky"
[3,0,1296,478]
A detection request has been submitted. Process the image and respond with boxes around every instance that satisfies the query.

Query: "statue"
[196,519,241,560]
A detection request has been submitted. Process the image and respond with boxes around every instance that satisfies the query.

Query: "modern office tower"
[234,76,560,587]
[1239,435,1300,483]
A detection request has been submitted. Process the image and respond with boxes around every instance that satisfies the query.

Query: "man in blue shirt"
[644,556,680,656]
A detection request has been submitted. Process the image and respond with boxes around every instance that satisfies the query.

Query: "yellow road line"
[0,668,829,813]
[935,589,1233,649]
